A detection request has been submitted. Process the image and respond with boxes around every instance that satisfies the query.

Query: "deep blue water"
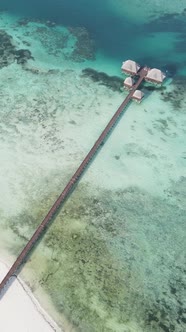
[1,0,186,75]
[0,0,133,56]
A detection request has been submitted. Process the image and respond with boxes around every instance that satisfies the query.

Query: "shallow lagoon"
[0,1,186,331]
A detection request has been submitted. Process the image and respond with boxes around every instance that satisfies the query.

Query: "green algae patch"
[2,180,186,332]
[35,182,186,332]
[43,219,141,332]
[5,180,145,331]
[33,186,146,332]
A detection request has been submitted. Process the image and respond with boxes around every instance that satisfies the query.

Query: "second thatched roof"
[146,68,166,83]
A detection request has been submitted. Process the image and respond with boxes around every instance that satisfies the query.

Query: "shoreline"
[0,257,62,332]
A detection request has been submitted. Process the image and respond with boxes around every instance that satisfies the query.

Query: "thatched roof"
[132,90,144,99]
[146,68,166,83]
[124,77,134,87]
[121,60,140,74]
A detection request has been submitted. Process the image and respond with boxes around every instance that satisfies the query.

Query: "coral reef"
[81,68,123,91]
[28,24,95,62]
[144,11,186,34]
[6,182,186,332]
[0,30,16,68]
[68,27,96,62]
[0,30,33,68]
[14,49,34,64]
[17,17,56,28]
[33,26,69,57]
[160,76,186,111]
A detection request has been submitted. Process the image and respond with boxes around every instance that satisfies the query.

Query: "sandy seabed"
[0,10,185,332]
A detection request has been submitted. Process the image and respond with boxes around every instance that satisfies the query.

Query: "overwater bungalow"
[132,90,144,103]
[123,76,134,89]
[121,60,140,76]
[145,68,166,84]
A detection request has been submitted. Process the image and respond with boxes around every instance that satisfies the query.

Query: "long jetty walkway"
[0,67,148,294]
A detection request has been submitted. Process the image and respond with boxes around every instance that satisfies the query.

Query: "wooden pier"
[0,67,148,294]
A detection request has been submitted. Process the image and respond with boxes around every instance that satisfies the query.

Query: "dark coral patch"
[0,29,16,68]
[143,13,186,33]
[0,29,34,68]
[14,49,34,64]
[81,68,123,92]
[161,76,186,110]
[68,27,96,62]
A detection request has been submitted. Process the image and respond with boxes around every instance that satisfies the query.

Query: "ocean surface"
[0,1,186,331]
[1,0,186,73]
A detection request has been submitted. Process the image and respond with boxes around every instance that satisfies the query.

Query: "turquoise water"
[0,1,186,332]
[1,0,186,74]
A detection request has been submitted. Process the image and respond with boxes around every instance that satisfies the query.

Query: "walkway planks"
[0,67,148,294]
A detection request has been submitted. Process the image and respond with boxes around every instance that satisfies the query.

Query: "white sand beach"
[0,259,61,332]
